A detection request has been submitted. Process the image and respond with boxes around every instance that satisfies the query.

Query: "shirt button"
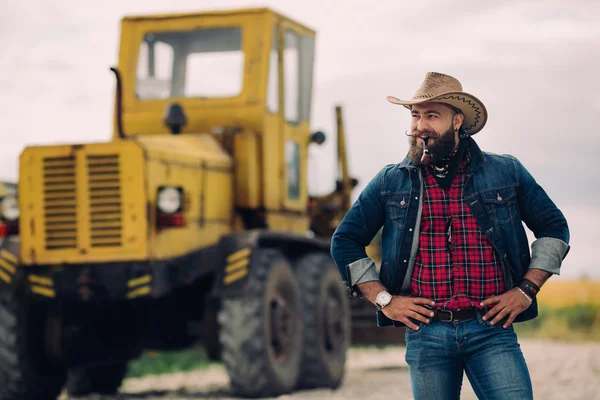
[404,260,407,263]
[409,228,413,232]
[415,196,419,200]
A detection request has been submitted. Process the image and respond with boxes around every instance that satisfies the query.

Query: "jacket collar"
[466,137,485,171]
[397,137,485,171]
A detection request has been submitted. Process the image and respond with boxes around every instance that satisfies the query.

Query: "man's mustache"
[406,129,441,139]
[408,128,456,163]
[416,130,440,139]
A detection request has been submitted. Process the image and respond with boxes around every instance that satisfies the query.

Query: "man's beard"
[407,124,457,165]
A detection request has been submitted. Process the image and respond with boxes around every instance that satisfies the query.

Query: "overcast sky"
[1,0,598,278]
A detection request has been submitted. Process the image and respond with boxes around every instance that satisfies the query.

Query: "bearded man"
[330,72,570,399]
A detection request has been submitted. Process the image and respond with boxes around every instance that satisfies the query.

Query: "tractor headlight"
[157,187,182,214]
[0,195,19,221]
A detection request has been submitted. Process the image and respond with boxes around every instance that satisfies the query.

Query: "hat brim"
[387,91,488,135]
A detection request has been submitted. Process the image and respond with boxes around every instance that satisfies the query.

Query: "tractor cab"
[116,8,315,138]
[113,8,340,234]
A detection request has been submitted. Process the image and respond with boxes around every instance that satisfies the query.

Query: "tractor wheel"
[218,249,303,398]
[66,363,128,396]
[0,293,66,400]
[295,252,351,389]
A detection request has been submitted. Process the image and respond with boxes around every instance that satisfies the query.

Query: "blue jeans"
[404,312,533,400]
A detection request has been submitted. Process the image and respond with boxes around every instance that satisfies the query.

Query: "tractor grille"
[87,154,122,248]
[41,154,124,250]
[21,142,147,265]
[43,156,77,250]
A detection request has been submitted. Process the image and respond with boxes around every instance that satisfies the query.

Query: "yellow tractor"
[0,8,396,400]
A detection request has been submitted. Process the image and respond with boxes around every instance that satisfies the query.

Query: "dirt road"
[68,339,600,400]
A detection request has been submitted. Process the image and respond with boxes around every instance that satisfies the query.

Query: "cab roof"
[121,7,316,35]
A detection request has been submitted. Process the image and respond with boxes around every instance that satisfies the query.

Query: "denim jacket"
[330,138,570,327]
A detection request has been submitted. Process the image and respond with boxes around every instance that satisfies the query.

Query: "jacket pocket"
[387,195,410,228]
[482,187,516,225]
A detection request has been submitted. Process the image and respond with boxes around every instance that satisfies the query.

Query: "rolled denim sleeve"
[515,158,570,273]
[529,237,570,275]
[348,257,380,286]
[331,167,387,292]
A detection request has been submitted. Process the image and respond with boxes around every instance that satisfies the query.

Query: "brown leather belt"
[432,309,479,323]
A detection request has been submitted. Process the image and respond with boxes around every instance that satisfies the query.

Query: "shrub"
[125,347,213,379]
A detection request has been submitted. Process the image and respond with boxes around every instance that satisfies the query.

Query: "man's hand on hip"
[382,296,436,330]
[480,288,532,328]
[355,281,435,330]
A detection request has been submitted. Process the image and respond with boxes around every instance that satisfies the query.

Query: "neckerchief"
[426,139,467,190]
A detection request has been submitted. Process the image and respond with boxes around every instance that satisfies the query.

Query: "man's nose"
[416,117,429,133]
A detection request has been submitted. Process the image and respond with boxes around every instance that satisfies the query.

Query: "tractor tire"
[218,249,303,398]
[0,293,66,400]
[66,363,128,396]
[295,252,351,389]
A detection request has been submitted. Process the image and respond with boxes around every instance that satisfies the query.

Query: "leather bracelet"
[517,287,533,304]
[521,279,540,294]
[519,280,539,299]
[518,284,537,300]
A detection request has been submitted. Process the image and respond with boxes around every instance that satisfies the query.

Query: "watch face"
[376,291,392,306]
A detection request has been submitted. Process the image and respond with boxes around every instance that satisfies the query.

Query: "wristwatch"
[375,290,393,310]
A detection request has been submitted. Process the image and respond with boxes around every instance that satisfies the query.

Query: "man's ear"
[453,113,465,130]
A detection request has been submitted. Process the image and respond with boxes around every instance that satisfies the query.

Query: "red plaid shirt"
[410,151,505,311]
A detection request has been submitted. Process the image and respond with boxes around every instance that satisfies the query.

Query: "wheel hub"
[270,292,294,361]
[324,289,344,354]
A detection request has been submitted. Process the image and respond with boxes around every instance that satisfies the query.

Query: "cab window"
[283,30,299,123]
[136,27,244,100]
[282,29,314,123]
[285,140,301,200]
[267,27,279,113]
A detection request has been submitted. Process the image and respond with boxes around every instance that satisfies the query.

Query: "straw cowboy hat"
[387,72,488,135]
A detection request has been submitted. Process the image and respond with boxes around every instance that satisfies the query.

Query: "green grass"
[125,347,216,379]
[514,303,600,342]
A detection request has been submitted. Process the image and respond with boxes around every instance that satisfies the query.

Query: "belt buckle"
[439,310,454,322]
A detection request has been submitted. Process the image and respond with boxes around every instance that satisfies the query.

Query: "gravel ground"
[65,339,600,400]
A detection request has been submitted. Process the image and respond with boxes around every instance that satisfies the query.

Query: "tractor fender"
[215,229,331,297]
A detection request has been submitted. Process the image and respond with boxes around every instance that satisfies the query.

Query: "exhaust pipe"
[110,67,126,139]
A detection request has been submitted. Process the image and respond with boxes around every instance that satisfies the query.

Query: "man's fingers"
[482,303,504,321]
[409,311,430,324]
[412,297,436,306]
[480,296,500,307]
[490,307,510,326]
[411,305,435,318]
[503,313,517,328]
[502,295,529,328]
[402,318,420,330]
